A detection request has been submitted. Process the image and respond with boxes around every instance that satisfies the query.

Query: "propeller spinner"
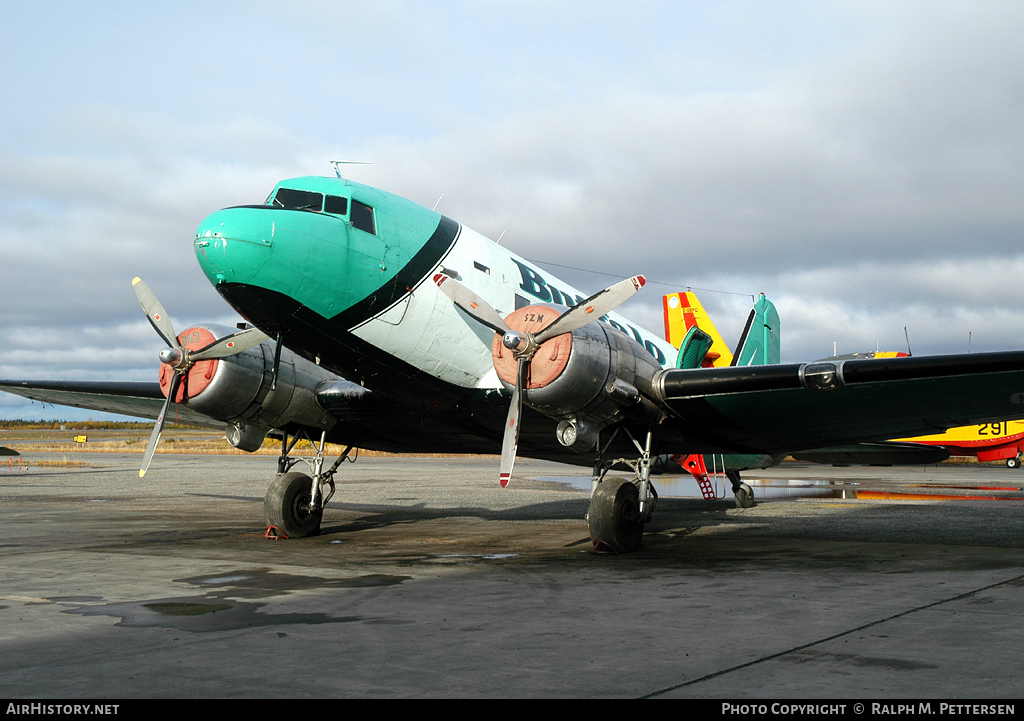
[131,277,270,477]
[434,272,646,486]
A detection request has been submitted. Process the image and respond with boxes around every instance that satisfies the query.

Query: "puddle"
[64,597,347,632]
[144,602,232,616]
[59,568,413,633]
[538,475,849,500]
[177,569,410,594]
[196,575,252,585]
[435,553,519,560]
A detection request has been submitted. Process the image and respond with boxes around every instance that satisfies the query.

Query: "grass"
[0,428,496,459]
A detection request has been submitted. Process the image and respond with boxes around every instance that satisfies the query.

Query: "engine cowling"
[491,305,664,451]
[158,324,337,448]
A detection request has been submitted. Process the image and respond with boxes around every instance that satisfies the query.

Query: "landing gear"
[588,478,644,553]
[264,429,352,538]
[727,469,755,508]
[587,428,657,553]
[674,456,756,508]
[1007,456,1021,469]
[265,472,322,538]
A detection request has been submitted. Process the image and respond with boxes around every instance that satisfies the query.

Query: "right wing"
[653,351,1024,453]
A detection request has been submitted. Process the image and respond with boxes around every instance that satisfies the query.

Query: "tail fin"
[732,293,780,366]
[662,291,734,367]
[662,291,780,368]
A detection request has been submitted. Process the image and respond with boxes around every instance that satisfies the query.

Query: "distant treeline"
[0,419,205,430]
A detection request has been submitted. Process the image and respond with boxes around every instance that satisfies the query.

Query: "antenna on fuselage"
[329,159,374,178]
[432,194,444,211]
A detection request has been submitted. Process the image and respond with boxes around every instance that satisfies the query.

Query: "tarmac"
[1,452,1023,699]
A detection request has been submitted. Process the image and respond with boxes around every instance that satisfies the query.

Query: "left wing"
[0,380,220,427]
[653,351,1024,453]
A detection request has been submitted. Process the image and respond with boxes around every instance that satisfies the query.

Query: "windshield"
[268,188,350,217]
[271,188,323,211]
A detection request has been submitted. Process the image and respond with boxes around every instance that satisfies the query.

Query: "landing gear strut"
[264,429,353,538]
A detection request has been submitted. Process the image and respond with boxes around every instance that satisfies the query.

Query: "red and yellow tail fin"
[662,291,734,367]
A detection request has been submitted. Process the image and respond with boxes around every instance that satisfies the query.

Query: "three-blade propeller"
[132,277,270,477]
[434,272,645,486]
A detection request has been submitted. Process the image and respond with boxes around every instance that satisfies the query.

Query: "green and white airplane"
[4,170,1024,552]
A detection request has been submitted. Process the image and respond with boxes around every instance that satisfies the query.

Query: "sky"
[2,1,1023,420]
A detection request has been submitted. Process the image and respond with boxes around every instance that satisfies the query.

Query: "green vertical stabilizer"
[733,294,780,367]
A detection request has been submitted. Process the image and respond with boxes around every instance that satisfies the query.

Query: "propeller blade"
[132,277,178,349]
[534,275,646,344]
[139,370,182,478]
[190,326,271,361]
[499,357,528,487]
[433,273,511,336]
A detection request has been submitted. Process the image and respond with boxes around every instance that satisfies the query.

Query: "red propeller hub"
[491,305,572,389]
[158,327,220,402]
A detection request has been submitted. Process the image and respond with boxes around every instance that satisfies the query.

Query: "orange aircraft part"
[158,327,219,402]
[491,305,572,389]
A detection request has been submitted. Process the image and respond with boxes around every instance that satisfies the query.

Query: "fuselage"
[893,421,1024,462]
[193,175,676,410]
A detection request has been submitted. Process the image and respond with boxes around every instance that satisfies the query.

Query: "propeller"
[434,272,645,486]
[132,277,270,477]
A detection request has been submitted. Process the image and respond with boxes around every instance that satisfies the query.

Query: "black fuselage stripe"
[332,215,461,331]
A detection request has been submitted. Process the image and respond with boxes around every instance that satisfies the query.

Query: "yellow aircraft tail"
[663,291,779,368]
[662,291,734,367]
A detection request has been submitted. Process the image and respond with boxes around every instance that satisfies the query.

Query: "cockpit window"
[350,199,376,235]
[271,188,323,211]
[324,195,348,215]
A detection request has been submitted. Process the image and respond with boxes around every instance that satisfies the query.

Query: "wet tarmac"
[1,454,1023,699]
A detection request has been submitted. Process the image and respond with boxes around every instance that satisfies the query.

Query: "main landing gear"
[586,433,760,554]
[264,429,354,538]
[587,428,658,554]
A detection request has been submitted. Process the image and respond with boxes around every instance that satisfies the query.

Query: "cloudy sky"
[2,1,1023,420]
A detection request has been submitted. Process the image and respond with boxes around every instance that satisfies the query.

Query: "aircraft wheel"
[1007,457,1021,469]
[735,482,755,508]
[265,472,322,538]
[588,478,644,553]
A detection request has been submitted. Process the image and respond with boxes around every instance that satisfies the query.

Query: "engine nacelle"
[158,324,337,446]
[491,305,664,451]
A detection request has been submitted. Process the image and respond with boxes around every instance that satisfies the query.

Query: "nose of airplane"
[193,207,274,286]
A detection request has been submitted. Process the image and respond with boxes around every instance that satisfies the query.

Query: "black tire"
[735,482,755,508]
[264,472,322,538]
[588,478,644,553]
[1007,457,1021,469]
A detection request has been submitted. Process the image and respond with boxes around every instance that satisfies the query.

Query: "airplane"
[3,169,1024,554]
[822,351,1024,469]
[895,421,1024,469]
[667,293,1024,470]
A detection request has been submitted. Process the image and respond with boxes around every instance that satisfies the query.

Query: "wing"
[0,380,221,427]
[653,351,1024,453]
